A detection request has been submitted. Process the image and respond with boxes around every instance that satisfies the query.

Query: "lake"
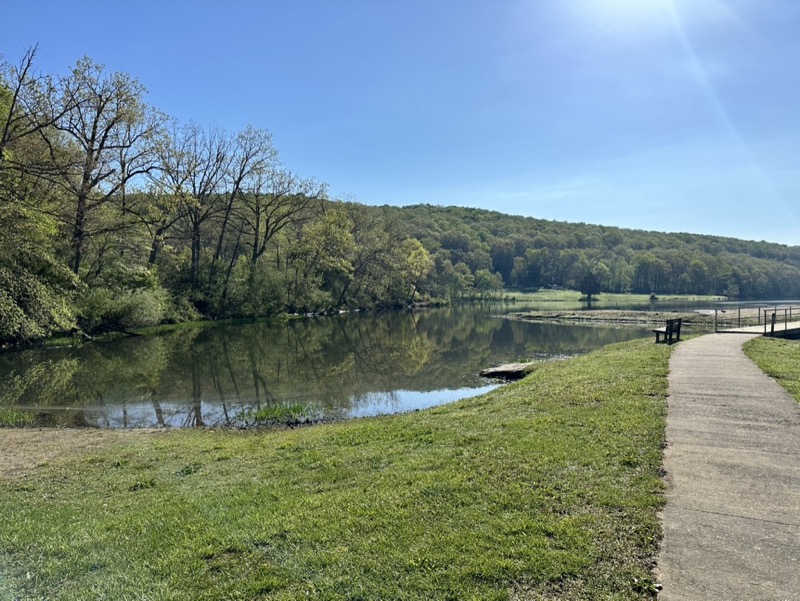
[0,302,659,428]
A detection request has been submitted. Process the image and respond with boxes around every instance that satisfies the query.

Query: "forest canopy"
[2,47,799,345]
[389,204,800,302]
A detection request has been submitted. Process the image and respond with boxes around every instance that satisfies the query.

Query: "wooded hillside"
[2,48,799,345]
[389,204,800,301]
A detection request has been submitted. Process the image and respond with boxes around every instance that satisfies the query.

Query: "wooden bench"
[653,318,682,344]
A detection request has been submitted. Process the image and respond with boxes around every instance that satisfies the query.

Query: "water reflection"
[0,307,650,428]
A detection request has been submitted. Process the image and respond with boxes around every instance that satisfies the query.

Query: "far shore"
[504,307,774,329]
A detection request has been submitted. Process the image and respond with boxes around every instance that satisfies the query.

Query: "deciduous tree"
[51,57,164,275]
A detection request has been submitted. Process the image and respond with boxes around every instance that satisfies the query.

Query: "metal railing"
[762,306,800,336]
[711,304,800,334]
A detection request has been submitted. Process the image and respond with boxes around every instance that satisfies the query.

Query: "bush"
[77,286,170,333]
[161,294,201,324]
[224,256,286,317]
[0,267,75,344]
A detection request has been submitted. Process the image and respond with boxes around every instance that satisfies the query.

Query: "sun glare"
[572,0,679,38]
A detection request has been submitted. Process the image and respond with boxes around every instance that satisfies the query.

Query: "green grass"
[743,337,800,402]
[0,339,671,600]
[241,403,319,426]
[0,409,35,427]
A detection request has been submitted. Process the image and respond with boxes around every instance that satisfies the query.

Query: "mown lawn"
[744,336,800,402]
[0,339,671,600]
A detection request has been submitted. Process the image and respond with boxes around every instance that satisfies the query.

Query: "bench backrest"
[665,318,682,337]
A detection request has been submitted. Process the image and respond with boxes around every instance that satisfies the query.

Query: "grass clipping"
[0,339,670,600]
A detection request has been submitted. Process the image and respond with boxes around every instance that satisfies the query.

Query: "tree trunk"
[190,212,201,292]
[251,209,261,264]
[220,231,242,305]
[70,196,87,274]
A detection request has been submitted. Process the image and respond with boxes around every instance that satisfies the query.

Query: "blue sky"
[4,0,800,244]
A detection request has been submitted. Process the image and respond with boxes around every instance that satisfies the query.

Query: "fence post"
[771,312,777,336]
[714,309,718,332]
[738,307,741,328]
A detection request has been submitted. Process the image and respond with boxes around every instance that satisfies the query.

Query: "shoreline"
[504,307,769,329]
[0,339,671,598]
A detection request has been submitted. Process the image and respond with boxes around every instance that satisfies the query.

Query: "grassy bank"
[743,337,800,402]
[0,339,671,600]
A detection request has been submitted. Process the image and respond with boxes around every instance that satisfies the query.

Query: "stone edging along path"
[658,332,800,600]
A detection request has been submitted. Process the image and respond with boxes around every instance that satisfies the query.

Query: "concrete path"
[658,333,800,600]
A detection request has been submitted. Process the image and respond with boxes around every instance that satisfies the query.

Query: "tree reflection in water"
[0,307,650,427]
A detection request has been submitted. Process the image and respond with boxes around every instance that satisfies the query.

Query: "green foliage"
[161,294,201,324]
[473,268,503,297]
[241,403,317,426]
[74,260,171,333]
[77,286,169,333]
[0,339,671,599]
[3,48,800,344]
[0,199,76,345]
[292,207,355,308]
[432,259,474,301]
[573,257,612,299]
[225,255,285,317]
[391,205,800,299]
[0,408,35,426]
[401,238,434,301]
[0,267,74,344]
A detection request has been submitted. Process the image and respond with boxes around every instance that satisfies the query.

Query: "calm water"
[0,305,654,428]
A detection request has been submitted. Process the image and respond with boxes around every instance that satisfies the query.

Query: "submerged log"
[479,362,536,381]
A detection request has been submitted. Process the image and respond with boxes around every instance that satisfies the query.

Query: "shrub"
[77,286,170,333]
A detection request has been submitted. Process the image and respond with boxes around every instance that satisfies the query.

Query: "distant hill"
[384,204,800,299]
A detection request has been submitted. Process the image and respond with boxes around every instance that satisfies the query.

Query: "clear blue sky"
[4,0,799,244]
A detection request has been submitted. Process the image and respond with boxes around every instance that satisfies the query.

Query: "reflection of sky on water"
[46,385,502,428]
[0,305,654,429]
[346,385,499,419]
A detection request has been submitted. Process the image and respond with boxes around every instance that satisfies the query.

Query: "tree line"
[2,47,799,345]
[388,205,800,302]
[0,48,436,344]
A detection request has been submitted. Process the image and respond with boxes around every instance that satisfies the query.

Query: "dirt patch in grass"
[0,428,158,479]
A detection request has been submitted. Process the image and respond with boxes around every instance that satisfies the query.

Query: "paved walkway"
[658,332,800,600]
